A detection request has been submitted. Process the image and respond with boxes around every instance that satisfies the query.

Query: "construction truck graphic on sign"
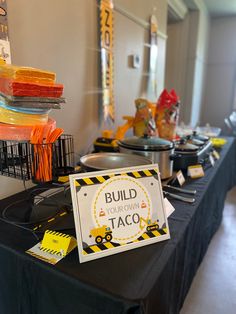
[80,174,167,248]
[88,216,160,246]
[139,217,159,233]
[89,225,113,244]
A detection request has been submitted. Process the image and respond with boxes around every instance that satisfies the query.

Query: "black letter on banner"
[105,9,110,27]
[106,51,110,87]
[105,30,110,47]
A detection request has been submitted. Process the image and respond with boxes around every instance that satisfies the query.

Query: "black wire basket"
[0,134,74,182]
[31,134,75,183]
[54,134,75,177]
[0,140,32,180]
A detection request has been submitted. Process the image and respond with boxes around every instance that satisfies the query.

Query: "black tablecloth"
[0,138,236,314]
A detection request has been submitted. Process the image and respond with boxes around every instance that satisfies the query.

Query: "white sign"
[164,197,175,217]
[176,170,185,186]
[70,165,170,263]
[209,153,215,167]
[212,149,220,160]
[0,39,11,64]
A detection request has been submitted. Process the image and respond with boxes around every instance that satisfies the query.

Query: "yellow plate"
[210,137,227,148]
[0,105,48,125]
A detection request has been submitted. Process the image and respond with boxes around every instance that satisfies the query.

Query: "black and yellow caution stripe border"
[83,228,168,255]
[44,230,70,238]
[40,247,64,257]
[75,168,158,187]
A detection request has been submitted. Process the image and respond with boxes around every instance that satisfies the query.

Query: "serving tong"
[163,190,195,204]
[162,178,197,203]
[163,185,196,195]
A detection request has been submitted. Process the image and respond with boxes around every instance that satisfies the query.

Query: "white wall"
[1,0,168,198]
[190,3,209,126]
[116,0,167,35]
[201,16,236,129]
[165,15,190,120]
[165,0,209,127]
[113,3,167,127]
[165,11,197,124]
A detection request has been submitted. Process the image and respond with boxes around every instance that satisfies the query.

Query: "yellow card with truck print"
[26,231,77,265]
[41,230,77,257]
[69,164,170,263]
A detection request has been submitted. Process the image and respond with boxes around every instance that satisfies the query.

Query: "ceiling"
[168,0,236,24]
[204,0,236,17]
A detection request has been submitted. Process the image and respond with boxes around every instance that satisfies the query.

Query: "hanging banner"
[0,0,11,64]
[98,0,115,124]
[147,14,158,102]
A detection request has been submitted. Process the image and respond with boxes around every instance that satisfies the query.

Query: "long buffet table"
[0,137,236,314]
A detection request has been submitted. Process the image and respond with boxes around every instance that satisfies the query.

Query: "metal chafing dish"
[80,152,152,171]
[173,133,212,170]
[117,136,175,180]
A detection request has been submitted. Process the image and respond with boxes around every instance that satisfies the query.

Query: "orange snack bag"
[155,89,180,140]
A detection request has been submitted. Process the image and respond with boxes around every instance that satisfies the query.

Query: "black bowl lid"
[175,140,199,152]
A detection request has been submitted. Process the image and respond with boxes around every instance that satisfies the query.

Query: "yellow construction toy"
[93,116,134,152]
[94,98,157,152]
